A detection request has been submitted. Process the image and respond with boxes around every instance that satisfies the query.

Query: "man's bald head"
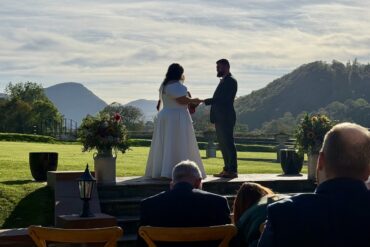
[320,122,370,180]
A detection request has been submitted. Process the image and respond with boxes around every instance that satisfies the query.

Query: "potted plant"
[78,112,130,183]
[280,149,304,175]
[295,114,334,180]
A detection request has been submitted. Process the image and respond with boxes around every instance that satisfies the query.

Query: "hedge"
[130,139,276,152]
[0,135,277,153]
[0,133,56,143]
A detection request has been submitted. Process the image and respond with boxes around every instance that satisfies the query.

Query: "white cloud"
[0,0,370,104]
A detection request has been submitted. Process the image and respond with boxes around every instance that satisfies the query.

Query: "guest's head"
[171,160,202,189]
[216,59,230,77]
[317,122,370,184]
[163,63,184,86]
[233,182,274,223]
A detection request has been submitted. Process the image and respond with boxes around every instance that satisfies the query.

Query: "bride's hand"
[192,98,202,105]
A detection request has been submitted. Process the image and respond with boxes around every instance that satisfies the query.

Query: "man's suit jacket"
[138,182,231,246]
[258,178,370,247]
[204,73,237,124]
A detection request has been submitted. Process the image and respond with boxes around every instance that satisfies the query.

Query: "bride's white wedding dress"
[145,81,206,179]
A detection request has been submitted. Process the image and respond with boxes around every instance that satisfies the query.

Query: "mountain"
[235,60,370,130]
[0,93,7,99]
[125,99,157,121]
[44,82,107,124]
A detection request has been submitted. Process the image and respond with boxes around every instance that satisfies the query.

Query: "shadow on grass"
[2,186,54,228]
[0,180,35,185]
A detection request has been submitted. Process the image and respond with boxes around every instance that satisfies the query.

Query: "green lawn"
[0,141,307,228]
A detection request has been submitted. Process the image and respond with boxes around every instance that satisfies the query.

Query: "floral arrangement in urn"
[78,112,130,157]
[295,113,334,154]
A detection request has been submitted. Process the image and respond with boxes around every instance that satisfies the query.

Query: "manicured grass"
[0,141,307,228]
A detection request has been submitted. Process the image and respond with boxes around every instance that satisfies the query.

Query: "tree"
[259,112,297,134]
[32,100,62,123]
[0,82,62,134]
[5,82,48,103]
[101,103,145,131]
[0,100,33,133]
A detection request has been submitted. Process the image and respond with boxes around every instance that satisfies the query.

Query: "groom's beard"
[217,71,223,77]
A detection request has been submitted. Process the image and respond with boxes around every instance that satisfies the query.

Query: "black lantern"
[77,164,96,217]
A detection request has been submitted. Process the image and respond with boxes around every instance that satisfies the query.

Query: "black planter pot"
[280,149,303,175]
[29,152,58,181]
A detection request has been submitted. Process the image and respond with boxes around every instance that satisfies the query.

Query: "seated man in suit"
[258,122,370,247]
[138,160,231,246]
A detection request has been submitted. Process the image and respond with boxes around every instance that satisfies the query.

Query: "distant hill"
[0,93,7,99]
[235,60,370,129]
[45,82,107,124]
[125,99,157,121]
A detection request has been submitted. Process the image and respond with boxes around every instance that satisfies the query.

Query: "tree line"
[0,82,61,134]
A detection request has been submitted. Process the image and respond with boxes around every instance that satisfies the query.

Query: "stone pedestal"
[275,133,289,162]
[206,143,217,158]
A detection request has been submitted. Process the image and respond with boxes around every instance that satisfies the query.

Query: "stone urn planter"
[203,130,217,158]
[307,152,319,180]
[29,152,58,181]
[93,150,116,184]
[280,149,304,175]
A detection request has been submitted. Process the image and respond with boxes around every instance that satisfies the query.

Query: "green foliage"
[191,104,213,131]
[101,103,145,131]
[5,82,47,103]
[130,139,276,152]
[0,82,62,134]
[235,60,370,130]
[259,112,297,135]
[31,100,61,123]
[0,133,56,143]
[295,113,334,153]
[78,113,130,156]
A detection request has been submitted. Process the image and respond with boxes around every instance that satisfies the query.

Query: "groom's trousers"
[215,120,237,173]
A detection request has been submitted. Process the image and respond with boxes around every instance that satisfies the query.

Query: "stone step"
[101,195,237,219]
[101,197,142,217]
[98,176,315,200]
[98,184,169,199]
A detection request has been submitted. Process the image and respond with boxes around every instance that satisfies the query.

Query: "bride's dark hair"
[162,63,184,86]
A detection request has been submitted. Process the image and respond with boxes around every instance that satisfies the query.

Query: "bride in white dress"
[145,63,206,179]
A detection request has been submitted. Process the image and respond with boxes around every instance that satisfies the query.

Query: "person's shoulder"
[165,81,187,94]
[193,189,228,203]
[141,191,168,207]
[166,81,186,89]
[267,193,316,213]
[227,74,237,83]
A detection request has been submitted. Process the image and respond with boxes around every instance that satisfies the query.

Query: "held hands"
[191,98,202,106]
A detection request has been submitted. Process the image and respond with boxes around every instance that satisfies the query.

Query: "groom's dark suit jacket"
[258,178,370,247]
[204,73,237,124]
[138,182,231,247]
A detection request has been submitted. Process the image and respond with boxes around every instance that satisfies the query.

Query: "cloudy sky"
[1,0,369,104]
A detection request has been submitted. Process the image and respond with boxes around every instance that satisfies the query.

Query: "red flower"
[114,112,121,122]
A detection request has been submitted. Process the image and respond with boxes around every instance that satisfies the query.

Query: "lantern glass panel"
[78,180,94,199]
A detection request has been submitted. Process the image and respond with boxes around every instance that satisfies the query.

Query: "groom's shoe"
[213,171,226,177]
[221,171,238,179]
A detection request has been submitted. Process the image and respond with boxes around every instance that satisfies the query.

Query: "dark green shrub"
[0,133,56,143]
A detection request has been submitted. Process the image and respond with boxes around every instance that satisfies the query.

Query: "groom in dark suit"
[203,59,238,178]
